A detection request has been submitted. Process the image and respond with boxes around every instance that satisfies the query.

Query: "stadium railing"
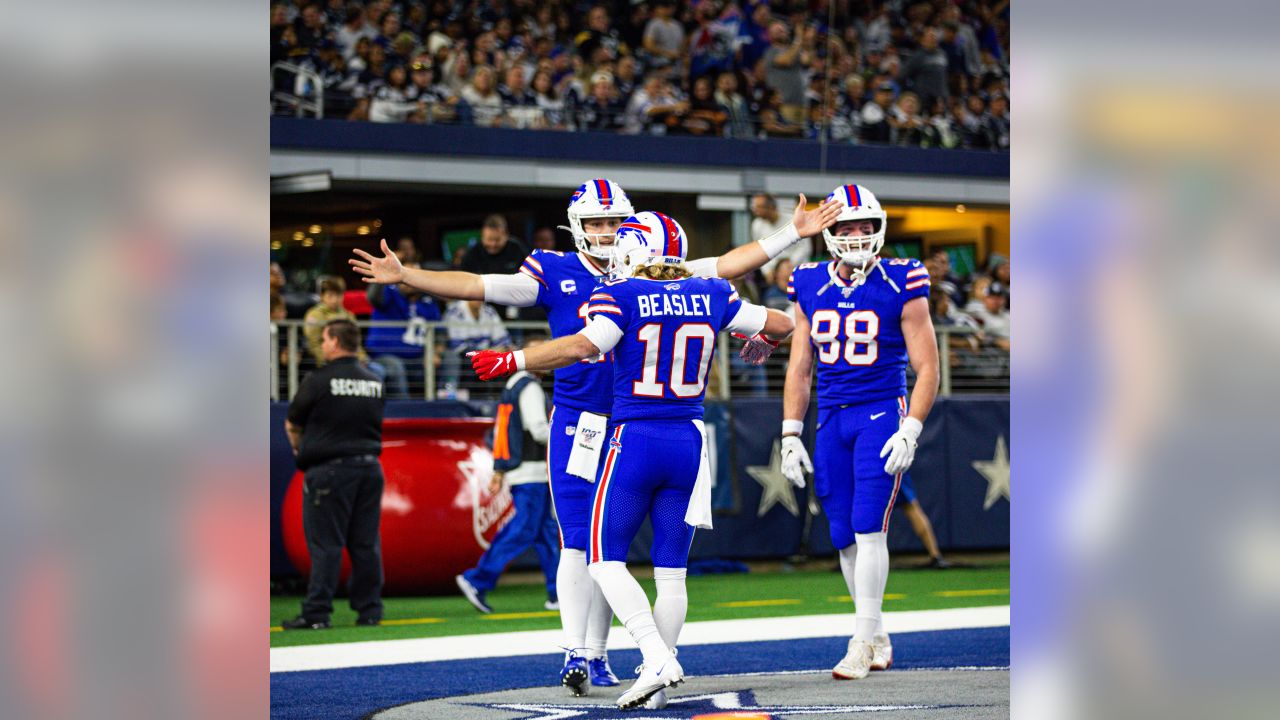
[270,320,1006,402]
[272,62,325,118]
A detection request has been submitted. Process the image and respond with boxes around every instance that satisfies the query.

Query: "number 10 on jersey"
[810,309,880,365]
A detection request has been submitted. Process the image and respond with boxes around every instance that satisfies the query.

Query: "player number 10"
[810,309,879,365]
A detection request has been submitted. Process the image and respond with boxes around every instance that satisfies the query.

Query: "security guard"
[282,319,386,629]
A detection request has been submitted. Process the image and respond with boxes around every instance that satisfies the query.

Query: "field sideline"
[270,563,1009,647]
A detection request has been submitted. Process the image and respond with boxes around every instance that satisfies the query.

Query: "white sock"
[652,567,687,649]
[837,544,859,635]
[853,532,889,643]
[557,549,592,652]
[587,561,668,667]
[585,579,613,660]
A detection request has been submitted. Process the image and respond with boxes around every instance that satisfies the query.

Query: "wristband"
[514,350,526,371]
[757,223,802,260]
[782,419,804,436]
[900,416,923,440]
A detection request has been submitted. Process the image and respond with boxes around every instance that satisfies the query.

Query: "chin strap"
[816,258,900,295]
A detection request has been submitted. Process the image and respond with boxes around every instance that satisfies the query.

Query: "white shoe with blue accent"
[616,654,683,709]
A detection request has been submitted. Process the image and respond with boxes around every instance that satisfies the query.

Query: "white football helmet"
[560,178,635,260]
[608,211,688,276]
[822,183,888,282]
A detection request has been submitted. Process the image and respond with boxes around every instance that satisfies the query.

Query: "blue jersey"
[788,259,931,408]
[517,250,615,415]
[586,275,752,423]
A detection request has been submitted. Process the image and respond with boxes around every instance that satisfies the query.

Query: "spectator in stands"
[303,276,359,365]
[405,60,458,123]
[763,20,812,126]
[738,1,774,72]
[613,54,638,101]
[461,65,505,127]
[753,192,808,279]
[574,5,626,66]
[335,3,376,60]
[459,214,529,275]
[365,263,442,399]
[715,71,752,138]
[442,48,472,95]
[762,258,794,311]
[985,92,1010,151]
[375,10,402,49]
[642,0,684,71]
[672,76,727,136]
[531,227,556,252]
[810,87,856,143]
[859,82,895,144]
[902,27,949,111]
[295,3,329,50]
[890,91,933,147]
[927,248,967,309]
[574,71,626,132]
[940,3,982,78]
[368,64,417,122]
[441,300,512,397]
[687,0,738,80]
[968,281,1010,350]
[957,94,990,149]
[842,75,866,114]
[271,261,286,295]
[271,291,287,322]
[357,42,390,89]
[501,64,543,128]
[926,97,960,149]
[530,69,566,129]
[623,73,686,135]
[395,236,418,265]
[758,88,805,139]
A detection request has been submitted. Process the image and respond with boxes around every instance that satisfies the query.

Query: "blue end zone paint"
[270,626,1008,720]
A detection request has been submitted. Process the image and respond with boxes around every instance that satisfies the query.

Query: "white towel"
[684,419,714,530]
[566,410,609,481]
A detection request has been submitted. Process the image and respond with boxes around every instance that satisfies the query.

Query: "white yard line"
[270,605,1009,673]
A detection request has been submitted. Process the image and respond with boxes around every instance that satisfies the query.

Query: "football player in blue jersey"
[468,211,795,709]
[350,180,837,695]
[779,184,940,680]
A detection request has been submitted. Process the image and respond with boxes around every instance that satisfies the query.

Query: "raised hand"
[349,238,405,285]
[791,193,842,238]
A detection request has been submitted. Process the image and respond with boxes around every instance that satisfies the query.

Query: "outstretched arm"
[700,194,840,279]
[782,303,815,427]
[350,238,486,300]
[470,316,622,380]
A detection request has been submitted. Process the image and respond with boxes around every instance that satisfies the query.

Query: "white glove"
[879,417,923,475]
[780,435,812,488]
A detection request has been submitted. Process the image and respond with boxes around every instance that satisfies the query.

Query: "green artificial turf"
[271,563,1008,648]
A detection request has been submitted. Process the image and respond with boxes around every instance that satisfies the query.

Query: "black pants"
[300,461,384,622]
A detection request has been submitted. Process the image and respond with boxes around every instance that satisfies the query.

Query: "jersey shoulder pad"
[880,257,927,282]
[797,261,824,270]
[600,276,629,287]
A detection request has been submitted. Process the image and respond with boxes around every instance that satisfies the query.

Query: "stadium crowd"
[271,0,1010,150]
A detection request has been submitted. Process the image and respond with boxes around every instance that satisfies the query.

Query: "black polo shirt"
[459,236,529,276]
[287,356,385,471]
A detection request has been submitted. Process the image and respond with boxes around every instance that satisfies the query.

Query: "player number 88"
[809,309,879,366]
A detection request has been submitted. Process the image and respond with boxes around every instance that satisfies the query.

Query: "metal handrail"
[270,320,1004,401]
[271,61,324,118]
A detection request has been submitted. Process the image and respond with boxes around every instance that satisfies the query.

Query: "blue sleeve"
[585,279,633,332]
[897,258,931,303]
[717,278,746,330]
[518,250,555,308]
[786,267,799,303]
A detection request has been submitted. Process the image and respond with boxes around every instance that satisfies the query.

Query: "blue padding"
[272,117,1009,178]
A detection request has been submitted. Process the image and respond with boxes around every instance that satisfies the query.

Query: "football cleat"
[870,633,893,670]
[832,639,874,680]
[544,599,560,611]
[589,656,620,686]
[617,654,683,709]
[280,616,330,630]
[454,574,492,614]
[560,651,590,696]
[643,689,668,709]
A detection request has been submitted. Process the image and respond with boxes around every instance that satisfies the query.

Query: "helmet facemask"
[566,212,628,260]
[823,215,886,284]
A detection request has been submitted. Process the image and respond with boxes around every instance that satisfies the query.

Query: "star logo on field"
[478,690,953,718]
[972,435,1010,510]
[747,440,801,517]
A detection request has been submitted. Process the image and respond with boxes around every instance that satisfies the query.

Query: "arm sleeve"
[685,256,720,278]
[583,282,633,334]
[580,315,624,354]
[517,381,550,444]
[724,300,768,336]
[482,272,542,307]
